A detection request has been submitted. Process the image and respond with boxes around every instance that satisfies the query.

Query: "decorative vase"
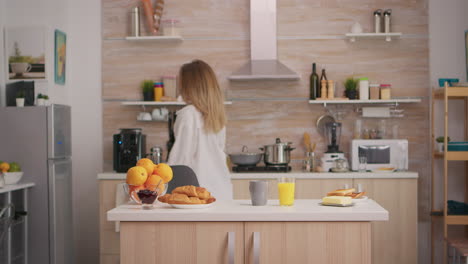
[44,99,50,106]
[143,91,154,101]
[346,90,357,99]
[16,98,25,107]
[37,98,45,106]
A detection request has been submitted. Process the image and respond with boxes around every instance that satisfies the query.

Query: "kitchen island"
[99,172,417,264]
[108,199,388,264]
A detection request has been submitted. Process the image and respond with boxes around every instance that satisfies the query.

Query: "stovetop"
[232,165,292,173]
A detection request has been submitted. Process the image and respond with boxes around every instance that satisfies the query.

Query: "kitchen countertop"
[107,199,388,222]
[0,182,35,194]
[98,171,418,180]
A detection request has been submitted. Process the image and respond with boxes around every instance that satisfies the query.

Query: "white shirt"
[168,105,233,200]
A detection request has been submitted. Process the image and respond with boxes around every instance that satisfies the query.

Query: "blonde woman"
[168,60,233,200]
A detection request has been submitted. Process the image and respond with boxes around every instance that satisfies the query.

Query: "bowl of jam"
[124,183,168,209]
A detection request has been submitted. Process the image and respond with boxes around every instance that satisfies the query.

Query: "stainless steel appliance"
[321,122,345,172]
[113,128,146,173]
[0,105,73,264]
[260,138,295,165]
[351,139,408,171]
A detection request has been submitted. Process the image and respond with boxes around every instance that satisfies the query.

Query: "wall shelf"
[122,101,233,106]
[345,32,402,42]
[124,36,183,42]
[308,98,421,107]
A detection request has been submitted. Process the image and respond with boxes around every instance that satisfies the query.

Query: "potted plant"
[141,80,154,101]
[344,77,358,99]
[16,91,25,107]
[9,42,33,77]
[43,95,50,106]
[37,94,45,106]
[436,136,451,152]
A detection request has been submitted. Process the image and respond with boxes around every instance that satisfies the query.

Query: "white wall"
[1,0,102,263]
[429,0,468,263]
[68,0,102,263]
[5,0,70,104]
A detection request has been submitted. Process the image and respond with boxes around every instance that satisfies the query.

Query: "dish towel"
[115,183,128,232]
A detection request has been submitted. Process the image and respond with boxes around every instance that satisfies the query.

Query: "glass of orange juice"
[277,177,295,206]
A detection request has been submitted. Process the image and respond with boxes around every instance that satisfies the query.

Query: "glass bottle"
[309,63,319,100]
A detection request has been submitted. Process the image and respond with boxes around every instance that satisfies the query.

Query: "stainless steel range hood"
[228,0,300,81]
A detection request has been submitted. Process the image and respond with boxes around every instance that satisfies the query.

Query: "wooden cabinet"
[244,222,371,264]
[353,178,418,264]
[120,222,244,264]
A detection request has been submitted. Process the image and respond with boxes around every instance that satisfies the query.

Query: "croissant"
[158,194,171,203]
[196,187,211,199]
[172,185,198,197]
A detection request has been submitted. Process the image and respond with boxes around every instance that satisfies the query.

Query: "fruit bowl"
[3,172,24,185]
[123,183,168,209]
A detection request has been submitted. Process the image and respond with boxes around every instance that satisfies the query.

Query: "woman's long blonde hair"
[179,60,226,133]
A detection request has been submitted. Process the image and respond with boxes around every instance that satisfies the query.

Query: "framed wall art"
[54,29,66,85]
[5,26,46,81]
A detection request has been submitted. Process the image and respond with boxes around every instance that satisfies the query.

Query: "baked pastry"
[158,185,216,204]
[172,185,198,197]
[347,192,366,199]
[326,188,355,196]
[196,187,211,199]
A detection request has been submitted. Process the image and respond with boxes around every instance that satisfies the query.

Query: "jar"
[380,84,391,99]
[161,19,181,36]
[154,82,164,101]
[369,84,380,99]
[362,129,370,139]
[359,77,369,100]
[303,152,316,172]
[162,75,177,99]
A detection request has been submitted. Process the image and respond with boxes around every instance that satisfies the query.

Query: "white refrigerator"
[0,104,73,264]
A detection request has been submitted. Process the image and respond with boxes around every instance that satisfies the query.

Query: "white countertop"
[98,171,418,180]
[107,199,389,222]
[0,182,35,194]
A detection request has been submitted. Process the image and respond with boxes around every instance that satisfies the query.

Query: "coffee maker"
[113,128,146,172]
[321,122,346,172]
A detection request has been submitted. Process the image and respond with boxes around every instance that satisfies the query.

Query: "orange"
[136,158,155,176]
[126,166,148,185]
[153,163,173,183]
[0,162,10,173]
[145,174,165,193]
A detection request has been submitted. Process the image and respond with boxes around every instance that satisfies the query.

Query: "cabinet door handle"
[253,232,260,264]
[228,231,235,264]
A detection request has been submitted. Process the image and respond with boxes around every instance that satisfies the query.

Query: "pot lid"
[264,138,292,146]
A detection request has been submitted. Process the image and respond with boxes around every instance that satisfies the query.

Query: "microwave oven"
[351,139,408,171]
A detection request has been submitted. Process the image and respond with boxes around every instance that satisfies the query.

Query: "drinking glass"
[358,156,367,172]
[277,177,295,206]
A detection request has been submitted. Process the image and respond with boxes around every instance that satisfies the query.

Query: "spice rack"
[308,98,421,107]
[124,36,183,42]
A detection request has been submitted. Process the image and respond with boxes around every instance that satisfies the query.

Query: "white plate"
[319,202,354,207]
[352,196,368,202]
[372,168,396,173]
[170,202,215,209]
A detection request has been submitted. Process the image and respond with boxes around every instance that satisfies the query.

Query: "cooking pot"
[260,138,295,165]
[229,146,263,166]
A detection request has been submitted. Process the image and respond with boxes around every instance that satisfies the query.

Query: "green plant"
[141,80,154,93]
[43,95,49,100]
[8,42,33,64]
[16,91,25,99]
[436,136,451,143]
[37,93,43,99]
[344,77,358,91]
